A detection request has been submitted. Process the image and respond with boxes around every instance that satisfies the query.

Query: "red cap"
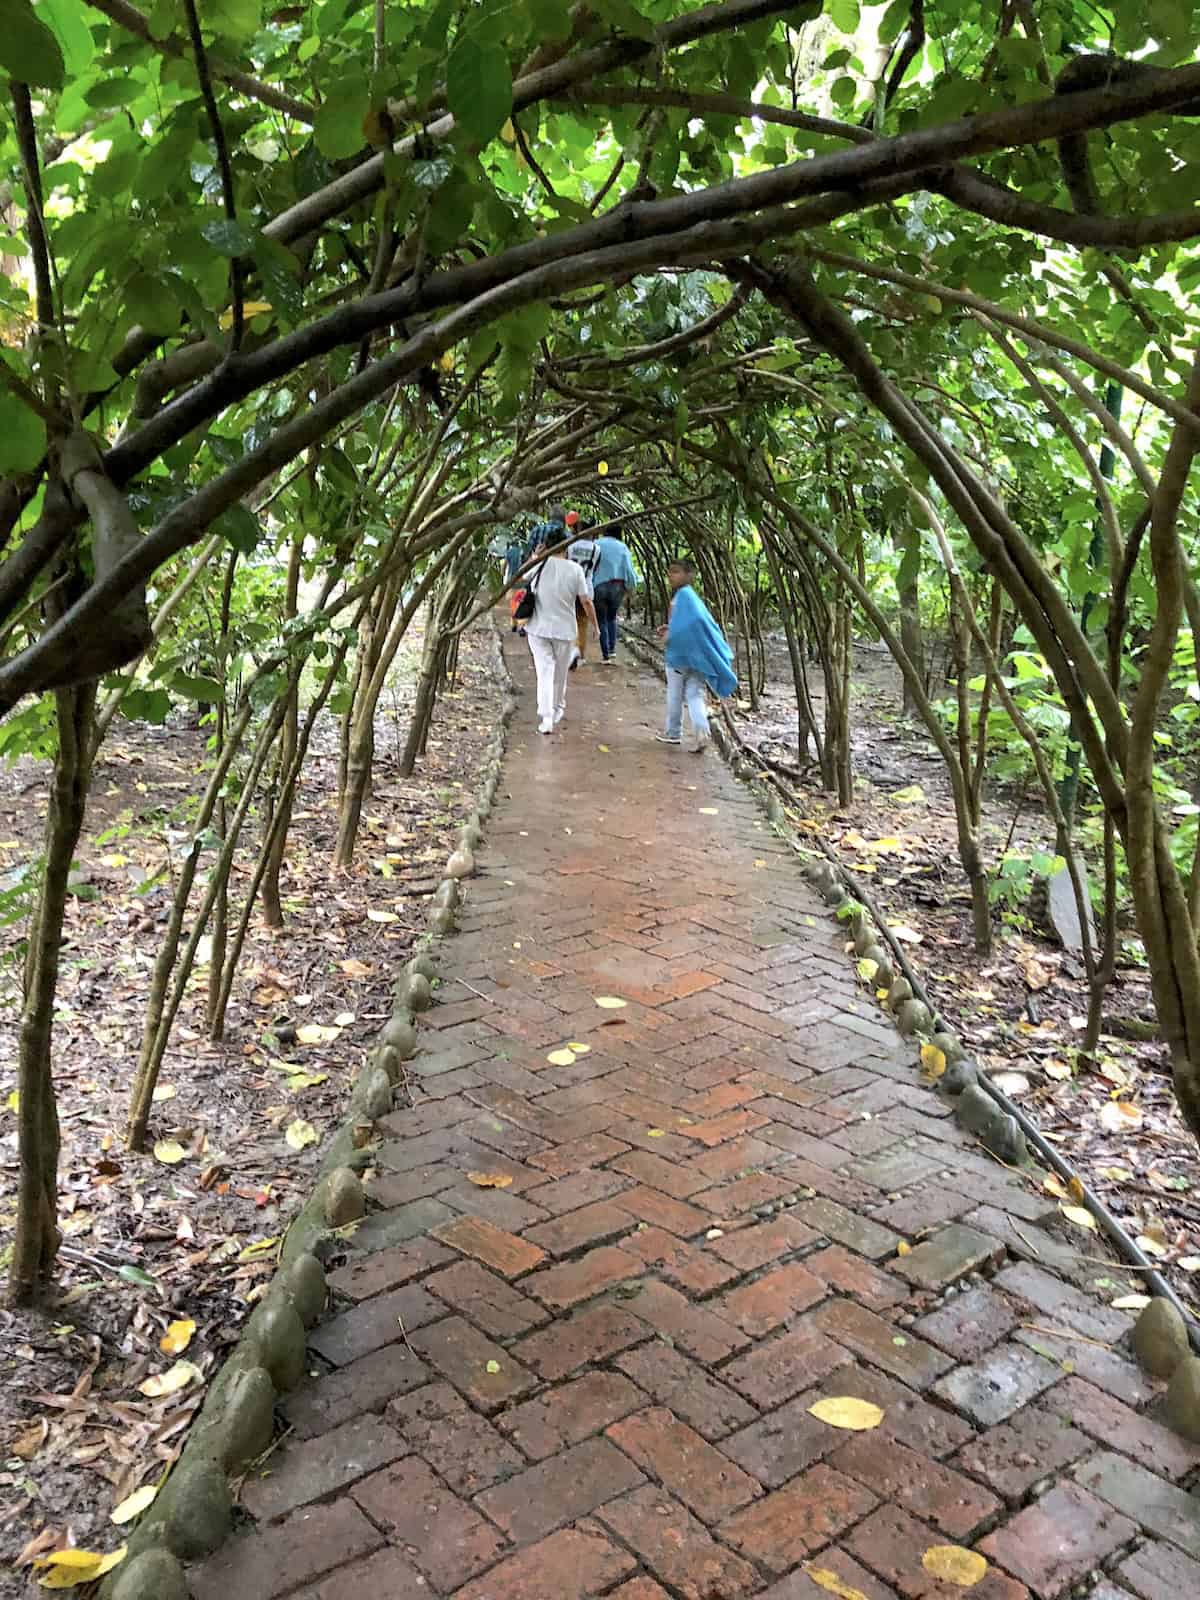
[565,511,579,526]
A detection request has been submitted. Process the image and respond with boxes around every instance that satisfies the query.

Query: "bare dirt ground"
[0,617,503,1594]
[730,633,1198,1311]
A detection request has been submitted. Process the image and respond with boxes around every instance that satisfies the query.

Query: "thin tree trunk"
[262,536,303,928]
[9,683,96,1304]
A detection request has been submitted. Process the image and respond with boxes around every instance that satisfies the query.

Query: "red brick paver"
[187,636,1187,1598]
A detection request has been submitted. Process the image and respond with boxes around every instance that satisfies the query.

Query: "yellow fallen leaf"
[218,299,272,329]
[237,1236,280,1262]
[920,1042,946,1080]
[296,1023,341,1045]
[856,958,878,983]
[921,1546,988,1588]
[159,1318,195,1355]
[567,1042,591,1054]
[153,1140,186,1165]
[808,1397,885,1431]
[1179,1256,1200,1272]
[1099,1100,1143,1133]
[485,1359,501,1373]
[34,1546,127,1588]
[598,744,610,752]
[1112,1293,1152,1310]
[896,1240,912,1256]
[151,1084,176,1102]
[699,807,719,815]
[804,1568,869,1600]
[647,1128,666,1138]
[334,1011,356,1027]
[339,958,373,977]
[594,996,627,1009]
[1069,1175,1086,1203]
[887,923,922,944]
[467,1171,513,1189]
[111,1484,157,1525]
[285,1118,318,1151]
[1137,1233,1169,1259]
[1043,1058,1072,1081]
[138,1361,200,1398]
[367,908,399,923]
[546,1048,577,1066]
[1060,1203,1096,1232]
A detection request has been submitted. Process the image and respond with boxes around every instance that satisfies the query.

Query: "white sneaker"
[553,709,565,726]
[538,720,553,735]
[655,733,681,745]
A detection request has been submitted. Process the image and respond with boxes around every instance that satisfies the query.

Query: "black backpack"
[514,563,543,621]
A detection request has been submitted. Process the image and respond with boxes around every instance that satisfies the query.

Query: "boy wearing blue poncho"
[655,558,737,753]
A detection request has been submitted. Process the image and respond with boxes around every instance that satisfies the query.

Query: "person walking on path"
[592,524,638,662]
[503,532,522,585]
[567,518,601,669]
[526,542,599,735]
[525,503,572,562]
[656,557,736,752]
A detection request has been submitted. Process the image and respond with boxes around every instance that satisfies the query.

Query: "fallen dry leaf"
[804,1568,869,1600]
[920,1042,946,1081]
[546,1048,577,1067]
[285,1118,318,1151]
[808,1397,884,1431]
[138,1361,200,1399]
[33,1546,127,1589]
[1060,1203,1096,1232]
[295,1023,341,1045]
[366,908,399,924]
[594,996,627,1009]
[111,1484,158,1525]
[1112,1293,1152,1310]
[921,1546,988,1588]
[698,807,719,815]
[1099,1100,1143,1134]
[467,1171,513,1189]
[338,958,373,978]
[159,1319,196,1355]
[152,1140,186,1166]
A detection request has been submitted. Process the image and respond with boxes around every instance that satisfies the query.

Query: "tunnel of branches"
[3,0,1200,1305]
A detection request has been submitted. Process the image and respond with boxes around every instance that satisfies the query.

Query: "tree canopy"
[5,0,1200,1303]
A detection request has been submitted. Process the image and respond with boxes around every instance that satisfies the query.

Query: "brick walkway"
[190,637,1200,1600]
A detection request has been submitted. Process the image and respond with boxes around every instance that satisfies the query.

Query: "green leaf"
[117,1263,158,1290]
[217,503,261,553]
[0,0,65,88]
[201,218,256,257]
[830,76,857,109]
[314,82,369,160]
[0,391,47,474]
[830,0,860,34]
[446,36,513,148]
[878,0,911,45]
[41,0,95,76]
[168,673,224,703]
[120,689,172,724]
[205,0,262,44]
[125,273,182,335]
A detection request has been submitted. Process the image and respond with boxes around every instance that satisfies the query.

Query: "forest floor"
[729,633,1198,1314]
[0,617,504,1594]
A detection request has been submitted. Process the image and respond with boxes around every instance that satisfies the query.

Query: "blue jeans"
[665,667,709,740]
[593,580,625,658]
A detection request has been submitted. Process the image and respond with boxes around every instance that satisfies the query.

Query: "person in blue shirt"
[525,504,569,562]
[503,534,522,585]
[655,558,736,753]
[591,525,639,662]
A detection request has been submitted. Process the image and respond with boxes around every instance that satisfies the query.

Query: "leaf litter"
[0,618,503,1593]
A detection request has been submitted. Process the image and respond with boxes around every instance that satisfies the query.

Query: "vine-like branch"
[183,0,244,349]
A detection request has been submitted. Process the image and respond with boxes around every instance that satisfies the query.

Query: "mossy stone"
[853,923,876,957]
[107,1549,190,1600]
[1134,1297,1190,1378]
[896,998,933,1037]
[383,1010,417,1059]
[956,1082,1027,1164]
[1166,1354,1200,1441]
[446,846,475,879]
[433,879,460,910]
[322,1164,365,1227]
[930,1029,965,1064]
[160,1457,232,1560]
[407,952,438,981]
[284,1253,326,1327]
[860,945,893,988]
[248,1296,306,1392]
[394,971,432,1012]
[201,1363,276,1468]
[942,1056,980,1097]
[888,977,913,1010]
[428,906,456,935]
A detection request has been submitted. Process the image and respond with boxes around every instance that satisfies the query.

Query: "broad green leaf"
[0,392,47,474]
[124,273,182,336]
[41,0,95,76]
[314,84,370,160]
[829,0,860,34]
[446,36,513,148]
[201,219,257,258]
[0,0,65,87]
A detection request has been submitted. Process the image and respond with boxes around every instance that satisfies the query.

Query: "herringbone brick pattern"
[189,637,1197,1600]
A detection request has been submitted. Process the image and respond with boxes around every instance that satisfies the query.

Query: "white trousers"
[528,634,573,724]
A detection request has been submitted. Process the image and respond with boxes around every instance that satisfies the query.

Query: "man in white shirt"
[525,544,599,734]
